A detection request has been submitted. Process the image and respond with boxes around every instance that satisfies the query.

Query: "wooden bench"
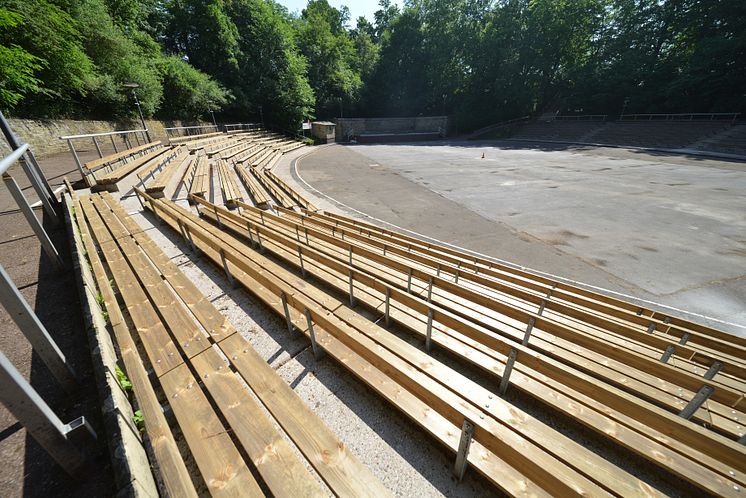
[215,159,242,207]
[189,195,746,497]
[144,147,192,197]
[263,168,317,210]
[84,141,162,173]
[235,144,268,165]
[73,191,389,497]
[251,167,297,208]
[168,131,222,145]
[188,154,209,199]
[233,163,270,209]
[137,191,669,497]
[94,146,173,189]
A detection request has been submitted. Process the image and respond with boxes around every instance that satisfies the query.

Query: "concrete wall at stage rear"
[336,116,448,141]
[1,118,213,158]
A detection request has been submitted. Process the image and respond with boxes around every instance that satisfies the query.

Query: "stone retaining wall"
[336,116,448,141]
[1,118,212,158]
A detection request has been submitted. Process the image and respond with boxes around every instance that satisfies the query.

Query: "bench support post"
[425,308,434,351]
[304,309,324,359]
[280,292,293,333]
[453,419,474,481]
[384,288,391,327]
[678,385,715,420]
[2,177,64,270]
[498,348,518,395]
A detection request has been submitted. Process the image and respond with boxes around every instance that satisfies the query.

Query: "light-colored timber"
[189,194,746,496]
[138,189,678,497]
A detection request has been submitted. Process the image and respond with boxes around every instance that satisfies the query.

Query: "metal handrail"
[164,125,219,137]
[619,113,739,122]
[59,129,148,140]
[0,143,29,175]
[554,115,607,121]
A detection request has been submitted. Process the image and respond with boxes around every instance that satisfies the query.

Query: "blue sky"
[276,0,400,24]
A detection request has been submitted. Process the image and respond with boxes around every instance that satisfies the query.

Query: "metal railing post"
[2,174,64,270]
[17,155,59,225]
[0,264,76,389]
[0,351,94,477]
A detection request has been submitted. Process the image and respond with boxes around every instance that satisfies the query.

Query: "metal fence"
[224,123,261,133]
[554,115,608,121]
[619,112,740,123]
[163,124,219,138]
[59,128,150,181]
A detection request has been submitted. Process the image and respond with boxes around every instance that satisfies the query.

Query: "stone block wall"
[336,116,448,141]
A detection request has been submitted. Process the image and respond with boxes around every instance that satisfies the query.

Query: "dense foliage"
[1,0,744,131]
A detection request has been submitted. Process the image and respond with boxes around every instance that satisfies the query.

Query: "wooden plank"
[78,197,182,377]
[189,154,209,198]
[159,363,263,496]
[146,148,192,194]
[263,170,316,211]
[143,192,544,496]
[84,194,262,496]
[252,167,296,208]
[139,192,657,497]
[134,191,395,497]
[73,196,198,498]
[100,192,238,342]
[169,131,223,144]
[315,209,746,352]
[89,195,211,358]
[294,207,746,369]
[234,164,269,208]
[216,160,242,206]
[96,146,172,184]
[193,197,746,487]
[190,348,327,497]
[85,141,161,172]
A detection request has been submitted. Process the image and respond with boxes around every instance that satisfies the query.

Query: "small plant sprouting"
[115,366,132,392]
[132,410,145,434]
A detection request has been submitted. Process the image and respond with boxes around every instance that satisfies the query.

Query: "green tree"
[0,0,95,116]
[0,9,43,109]
[295,0,361,118]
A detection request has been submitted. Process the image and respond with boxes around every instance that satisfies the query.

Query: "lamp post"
[207,104,218,130]
[259,105,264,128]
[123,83,151,142]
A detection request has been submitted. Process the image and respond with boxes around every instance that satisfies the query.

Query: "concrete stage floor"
[293,141,746,337]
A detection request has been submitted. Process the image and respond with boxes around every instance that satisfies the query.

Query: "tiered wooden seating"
[251,167,297,208]
[263,169,316,211]
[84,141,162,177]
[207,136,251,158]
[95,145,174,188]
[215,159,242,207]
[235,144,268,165]
[233,163,270,209]
[72,191,389,497]
[195,192,746,496]
[249,147,277,168]
[138,190,673,496]
[188,154,209,199]
[145,146,192,197]
[134,146,182,188]
[168,131,222,144]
